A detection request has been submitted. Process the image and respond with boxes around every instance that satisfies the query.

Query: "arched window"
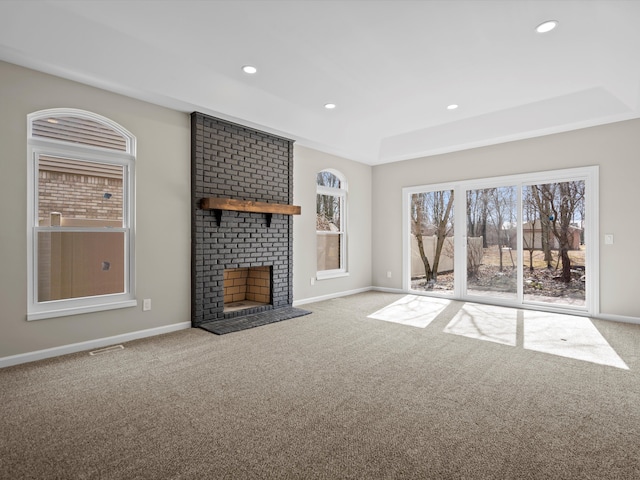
[316,169,348,278]
[27,109,136,320]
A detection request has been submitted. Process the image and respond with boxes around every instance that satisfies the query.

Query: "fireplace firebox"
[223,266,272,312]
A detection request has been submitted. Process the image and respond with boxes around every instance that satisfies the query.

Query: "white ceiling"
[1,0,639,165]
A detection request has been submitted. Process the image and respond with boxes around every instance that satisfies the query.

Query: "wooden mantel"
[200,197,301,227]
[201,197,301,215]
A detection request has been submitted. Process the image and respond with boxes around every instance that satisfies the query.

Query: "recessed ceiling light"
[447,104,459,110]
[242,65,257,74]
[536,20,558,33]
[324,103,336,110]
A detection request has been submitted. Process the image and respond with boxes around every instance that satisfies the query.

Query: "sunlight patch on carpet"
[367,295,451,328]
[444,303,518,346]
[443,302,629,370]
[523,311,629,370]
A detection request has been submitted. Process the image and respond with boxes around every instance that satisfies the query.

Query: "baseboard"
[370,286,405,294]
[0,321,192,369]
[293,287,374,306]
[594,312,640,325]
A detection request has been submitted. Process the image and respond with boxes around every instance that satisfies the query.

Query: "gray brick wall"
[191,113,294,327]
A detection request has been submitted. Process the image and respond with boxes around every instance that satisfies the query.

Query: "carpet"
[199,306,311,334]
[2,291,639,479]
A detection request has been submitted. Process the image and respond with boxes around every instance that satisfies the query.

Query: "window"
[316,169,347,279]
[403,166,598,316]
[27,109,136,320]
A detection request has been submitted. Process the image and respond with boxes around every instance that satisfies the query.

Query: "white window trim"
[27,109,137,320]
[402,166,599,317]
[316,269,350,281]
[316,169,348,278]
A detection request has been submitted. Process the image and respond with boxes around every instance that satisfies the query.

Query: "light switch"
[604,234,614,245]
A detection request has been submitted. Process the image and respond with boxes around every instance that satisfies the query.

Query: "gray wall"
[372,120,640,319]
[0,61,192,358]
[293,145,372,302]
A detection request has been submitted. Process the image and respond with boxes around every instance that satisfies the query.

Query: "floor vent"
[89,344,124,356]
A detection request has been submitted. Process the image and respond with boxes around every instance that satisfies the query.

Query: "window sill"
[316,271,349,281]
[27,299,138,321]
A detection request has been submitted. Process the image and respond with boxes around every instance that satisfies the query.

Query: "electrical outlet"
[310,277,315,286]
[143,298,151,311]
[387,271,392,278]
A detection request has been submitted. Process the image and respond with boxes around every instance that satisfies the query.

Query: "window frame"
[316,169,348,280]
[27,108,137,320]
[402,166,599,316]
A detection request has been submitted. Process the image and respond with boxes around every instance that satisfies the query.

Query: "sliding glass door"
[466,186,519,302]
[409,188,455,295]
[404,167,597,315]
[521,180,586,308]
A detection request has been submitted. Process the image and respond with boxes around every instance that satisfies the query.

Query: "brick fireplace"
[191,113,304,330]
